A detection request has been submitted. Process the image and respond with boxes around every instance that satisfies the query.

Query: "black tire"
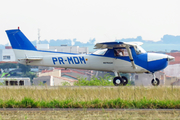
[122,76,128,86]
[151,78,160,86]
[113,77,124,86]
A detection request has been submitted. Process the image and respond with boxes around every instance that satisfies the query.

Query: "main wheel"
[151,78,160,86]
[113,77,124,86]
[122,76,128,86]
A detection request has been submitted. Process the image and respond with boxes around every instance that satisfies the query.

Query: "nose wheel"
[151,73,160,86]
[151,78,160,86]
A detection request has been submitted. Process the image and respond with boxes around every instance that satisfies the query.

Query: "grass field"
[0,86,179,101]
[0,86,180,119]
[0,86,179,108]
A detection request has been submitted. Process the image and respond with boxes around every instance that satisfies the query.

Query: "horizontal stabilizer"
[17,56,43,64]
[18,56,43,61]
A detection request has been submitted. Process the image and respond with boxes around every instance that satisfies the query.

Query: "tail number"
[52,56,86,65]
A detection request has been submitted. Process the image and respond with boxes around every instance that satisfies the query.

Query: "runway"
[0,108,179,119]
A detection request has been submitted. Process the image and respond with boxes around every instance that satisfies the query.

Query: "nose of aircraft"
[147,53,175,72]
[147,53,175,62]
[167,55,175,62]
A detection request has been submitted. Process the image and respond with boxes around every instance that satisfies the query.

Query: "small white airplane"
[6,28,175,86]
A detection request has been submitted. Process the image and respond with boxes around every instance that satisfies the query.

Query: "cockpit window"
[134,45,146,55]
[93,49,107,55]
[114,48,129,57]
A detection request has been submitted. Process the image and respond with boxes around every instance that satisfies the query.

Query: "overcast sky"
[0,0,180,45]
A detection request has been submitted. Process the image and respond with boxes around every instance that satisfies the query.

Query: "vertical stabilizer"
[5,29,37,50]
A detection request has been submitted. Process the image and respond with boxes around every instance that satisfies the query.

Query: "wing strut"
[125,45,136,69]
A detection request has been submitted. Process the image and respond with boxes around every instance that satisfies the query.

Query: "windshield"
[134,45,146,55]
[93,49,107,55]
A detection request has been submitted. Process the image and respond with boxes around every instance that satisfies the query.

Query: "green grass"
[74,74,134,86]
[74,75,114,86]
[0,86,179,108]
[0,97,180,108]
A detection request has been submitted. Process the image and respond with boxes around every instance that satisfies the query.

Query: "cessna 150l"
[6,28,175,86]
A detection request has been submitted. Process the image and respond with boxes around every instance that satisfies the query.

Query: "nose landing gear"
[151,73,160,86]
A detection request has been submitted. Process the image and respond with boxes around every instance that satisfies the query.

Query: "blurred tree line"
[0,63,37,83]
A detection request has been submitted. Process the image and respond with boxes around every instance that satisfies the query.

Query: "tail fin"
[6,29,37,51]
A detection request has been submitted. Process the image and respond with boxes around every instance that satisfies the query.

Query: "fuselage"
[14,46,174,73]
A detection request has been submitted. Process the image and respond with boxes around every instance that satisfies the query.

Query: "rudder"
[6,29,37,50]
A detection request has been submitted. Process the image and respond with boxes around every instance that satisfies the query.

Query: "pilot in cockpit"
[115,49,124,56]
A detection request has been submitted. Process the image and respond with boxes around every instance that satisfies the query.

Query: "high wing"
[94,42,143,69]
[94,42,143,49]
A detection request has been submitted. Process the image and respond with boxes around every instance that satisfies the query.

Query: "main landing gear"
[113,72,128,86]
[113,72,160,86]
[151,73,160,86]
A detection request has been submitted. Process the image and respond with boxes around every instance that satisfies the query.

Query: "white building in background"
[0,47,16,62]
[37,44,89,54]
[164,64,180,78]
[33,69,77,86]
[0,44,89,62]
[0,77,31,86]
[36,44,49,50]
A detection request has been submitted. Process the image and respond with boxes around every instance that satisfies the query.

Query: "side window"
[93,49,107,55]
[134,46,141,55]
[114,48,129,57]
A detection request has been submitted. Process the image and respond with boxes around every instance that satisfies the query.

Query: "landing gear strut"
[113,72,128,86]
[151,73,160,86]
